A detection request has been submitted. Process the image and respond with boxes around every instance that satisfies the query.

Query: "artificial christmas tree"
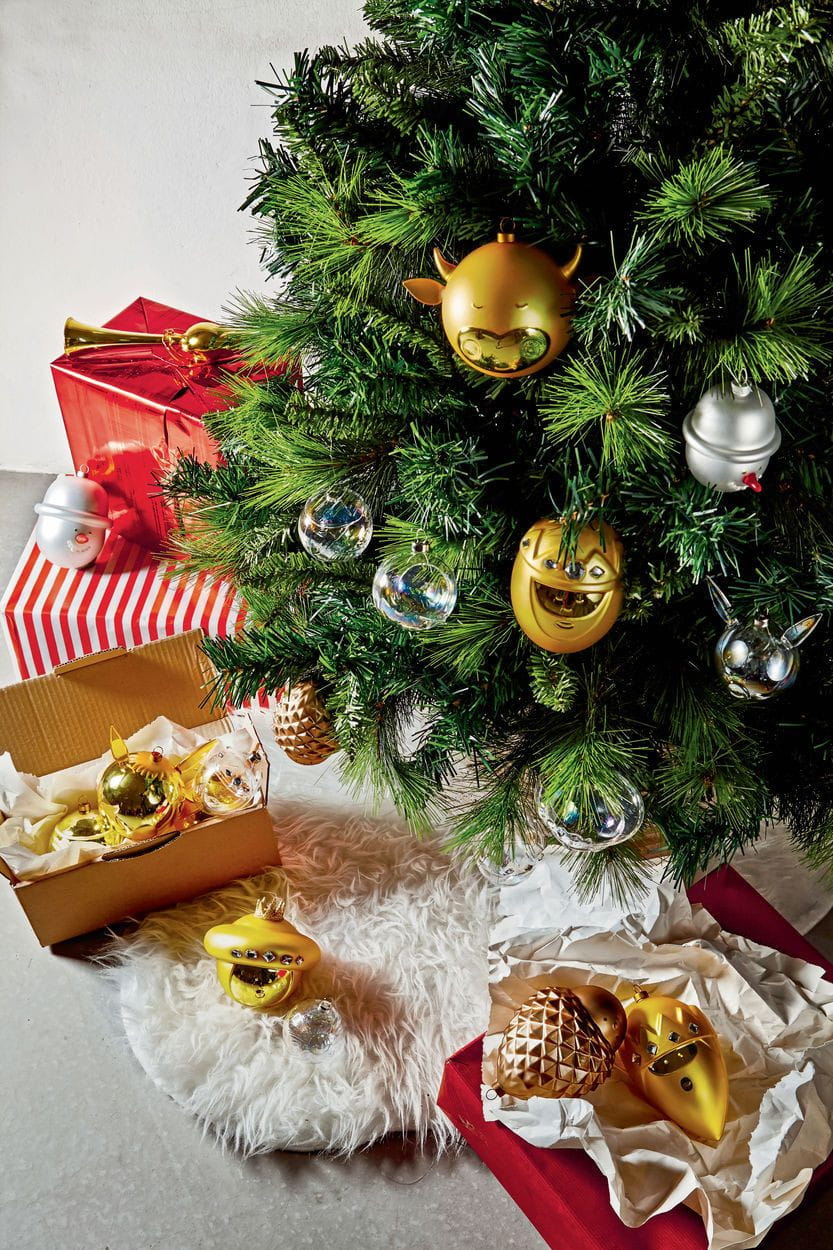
[164,0,833,896]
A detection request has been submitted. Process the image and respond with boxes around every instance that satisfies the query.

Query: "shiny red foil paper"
[51,296,289,550]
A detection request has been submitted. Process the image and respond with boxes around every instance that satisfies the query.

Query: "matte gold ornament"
[203,894,321,1012]
[494,984,627,1100]
[511,518,624,653]
[403,224,581,378]
[48,801,107,851]
[97,728,216,843]
[620,988,729,1143]
[273,682,340,766]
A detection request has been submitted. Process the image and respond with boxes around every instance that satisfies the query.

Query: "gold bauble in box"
[404,224,581,378]
[273,682,340,766]
[48,801,108,851]
[495,984,627,1100]
[511,518,624,654]
[620,990,729,1144]
[97,728,216,843]
[203,894,322,1012]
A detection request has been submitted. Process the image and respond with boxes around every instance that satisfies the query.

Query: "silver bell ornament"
[707,578,822,700]
[682,380,781,493]
[286,998,342,1054]
[33,471,110,568]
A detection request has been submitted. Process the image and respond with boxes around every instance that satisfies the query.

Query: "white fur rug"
[109,802,491,1155]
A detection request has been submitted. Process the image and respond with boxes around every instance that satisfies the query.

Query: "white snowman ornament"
[34,471,111,568]
[682,380,781,493]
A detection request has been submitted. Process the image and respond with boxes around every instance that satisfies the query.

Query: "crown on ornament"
[254,892,286,922]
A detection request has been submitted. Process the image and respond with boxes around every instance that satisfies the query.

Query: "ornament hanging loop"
[497,216,516,242]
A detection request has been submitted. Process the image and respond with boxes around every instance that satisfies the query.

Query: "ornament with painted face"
[404,225,581,378]
[203,894,321,1012]
[621,989,729,1144]
[511,518,624,653]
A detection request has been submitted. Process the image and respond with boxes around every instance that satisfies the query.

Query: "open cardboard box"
[0,630,279,946]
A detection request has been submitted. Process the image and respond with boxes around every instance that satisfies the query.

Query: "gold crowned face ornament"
[404,226,581,378]
[620,990,729,1143]
[203,895,321,1012]
[511,518,624,653]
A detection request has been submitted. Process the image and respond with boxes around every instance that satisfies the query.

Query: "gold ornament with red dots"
[404,223,581,378]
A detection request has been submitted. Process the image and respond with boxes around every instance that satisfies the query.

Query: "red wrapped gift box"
[438,866,833,1250]
[0,527,253,684]
[51,296,287,550]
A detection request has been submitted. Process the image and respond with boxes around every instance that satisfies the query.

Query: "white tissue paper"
[483,853,833,1249]
[0,714,265,881]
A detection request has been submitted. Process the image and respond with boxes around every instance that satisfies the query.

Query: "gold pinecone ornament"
[495,984,627,1100]
[273,681,340,766]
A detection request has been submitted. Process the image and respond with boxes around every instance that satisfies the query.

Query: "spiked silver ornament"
[682,381,781,493]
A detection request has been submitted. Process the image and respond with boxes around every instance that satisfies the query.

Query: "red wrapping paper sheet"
[438,866,833,1250]
[51,296,287,549]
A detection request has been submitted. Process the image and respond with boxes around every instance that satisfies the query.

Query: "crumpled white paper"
[482,853,833,1250]
[0,714,265,881]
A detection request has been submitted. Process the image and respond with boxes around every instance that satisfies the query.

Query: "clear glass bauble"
[297,487,372,562]
[286,998,342,1054]
[477,831,546,886]
[372,553,458,630]
[537,775,645,852]
[715,619,798,700]
[196,749,261,816]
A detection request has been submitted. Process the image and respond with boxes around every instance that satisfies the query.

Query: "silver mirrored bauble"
[536,775,645,852]
[287,998,341,1054]
[297,487,372,561]
[477,829,546,886]
[707,578,822,700]
[372,546,458,630]
[33,472,111,568]
[682,381,780,493]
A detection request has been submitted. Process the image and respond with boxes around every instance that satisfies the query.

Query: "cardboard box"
[0,630,279,946]
[0,528,247,682]
[51,296,287,549]
[437,866,833,1250]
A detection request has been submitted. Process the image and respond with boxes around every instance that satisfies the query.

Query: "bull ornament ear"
[403,278,445,306]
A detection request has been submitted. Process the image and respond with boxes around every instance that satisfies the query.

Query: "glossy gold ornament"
[203,894,321,1012]
[64,317,230,362]
[511,518,624,653]
[97,728,217,844]
[620,989,729,1143]
[273,682,340,765]
[403,224,581,378]
[494,984,627,1100]
[48,800,107,851]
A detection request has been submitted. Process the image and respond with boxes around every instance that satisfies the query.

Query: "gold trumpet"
[64,317,231,361]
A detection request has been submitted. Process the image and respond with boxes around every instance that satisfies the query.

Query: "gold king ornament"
[404,222,582,378]
[511,518,624,653]
[620,987,729,1143]
[203,894,321,1011]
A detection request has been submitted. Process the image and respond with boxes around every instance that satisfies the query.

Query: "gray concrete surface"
[1,469,832,1250]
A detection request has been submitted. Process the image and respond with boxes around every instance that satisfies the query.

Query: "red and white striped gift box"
[1,532,274,710]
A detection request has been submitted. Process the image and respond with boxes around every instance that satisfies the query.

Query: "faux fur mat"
[109,803,492,1155]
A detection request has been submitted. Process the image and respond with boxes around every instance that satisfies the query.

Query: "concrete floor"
[1,468,833,1250]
